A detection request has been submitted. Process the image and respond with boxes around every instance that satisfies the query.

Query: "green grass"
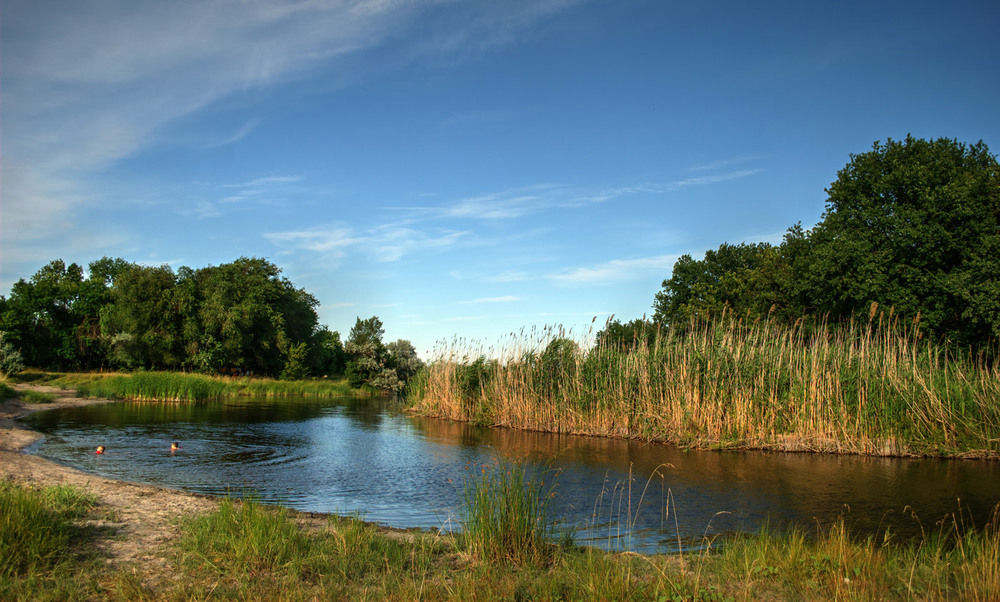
[160,489,1000,601]
[18,370,362,402]
[460,459,559,566]
[171,497,443,600]
[1,478,998,600]
[0,479,105,600]
[19,389,58,404]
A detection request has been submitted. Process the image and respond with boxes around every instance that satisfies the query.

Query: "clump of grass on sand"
[0,479,104,600]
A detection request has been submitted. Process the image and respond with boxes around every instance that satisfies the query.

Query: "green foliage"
[345,316,387,388]
[0,256,342,379]
[653,136,1000,350]
[342,317,423,393]
[595,317,661,351]
[72,371,358,401]
[653,242,788,326]
[461,460,558,566]
[0,331,25,378]
[0,480,102,600]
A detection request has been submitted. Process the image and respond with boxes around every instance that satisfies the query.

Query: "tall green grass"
[70,371,360,402]
[172,497,441,600]
[408,313,1000,457]
[4,478,995,600]
[163,492,1000,600]
[461,459,559,566]
[0,480,102,599]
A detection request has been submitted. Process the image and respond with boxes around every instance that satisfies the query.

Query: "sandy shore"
[0,385,221,579]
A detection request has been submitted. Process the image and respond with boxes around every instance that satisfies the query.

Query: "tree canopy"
[0,257,421,389]
[646,136,1000,349]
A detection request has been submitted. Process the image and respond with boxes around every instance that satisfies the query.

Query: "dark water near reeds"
[23,397,1000,553]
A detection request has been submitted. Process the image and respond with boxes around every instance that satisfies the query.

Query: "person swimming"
[95,445,105,454]
[171,442,181,452]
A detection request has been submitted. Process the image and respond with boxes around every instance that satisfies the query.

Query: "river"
[22,396,1000,554]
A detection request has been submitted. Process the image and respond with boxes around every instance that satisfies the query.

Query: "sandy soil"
[0,385,221,583]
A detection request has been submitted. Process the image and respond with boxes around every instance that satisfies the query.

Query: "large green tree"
[194,257,320,376]
[1,260,87,369]
[806,136,1000,345]
[652,242,790,327]
[344,316,387,388]
[100,263,182,370]
[651,136,1000,349]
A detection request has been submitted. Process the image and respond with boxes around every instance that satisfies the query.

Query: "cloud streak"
[1,0,587,275]
[549,255,680,286]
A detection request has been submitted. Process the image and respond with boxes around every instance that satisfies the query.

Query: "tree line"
[599,136,1000,351]
[0,256,422,390]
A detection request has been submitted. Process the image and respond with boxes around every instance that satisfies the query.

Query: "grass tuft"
[0,479,103,599]
[461,459,559,566]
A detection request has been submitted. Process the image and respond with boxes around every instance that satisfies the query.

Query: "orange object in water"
[95,445,105,454]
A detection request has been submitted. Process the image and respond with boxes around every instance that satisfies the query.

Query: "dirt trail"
[0,386,219,576]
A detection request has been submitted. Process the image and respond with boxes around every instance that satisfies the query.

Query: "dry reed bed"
[408,314,1000,457]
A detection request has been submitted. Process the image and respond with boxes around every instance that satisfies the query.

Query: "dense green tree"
[651,136,1000,349]
[0,256,342,378]
[195,257,320,376]
[652,242,787,327]
[1,260,86,369]
[0,331,25,377]
[307,327,346,377]
[805,136,1000,345]
[595,318,661,351]
[386,339,424,386]
[100,264,181,370]
[345,316,387,388]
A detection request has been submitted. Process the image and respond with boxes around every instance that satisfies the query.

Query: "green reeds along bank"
[0,480,103,600]
[408,315,1000,457]
[71,370,359,402]
[461,459,559,566]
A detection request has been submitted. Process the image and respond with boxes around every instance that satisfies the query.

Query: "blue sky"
[3,0,998,358]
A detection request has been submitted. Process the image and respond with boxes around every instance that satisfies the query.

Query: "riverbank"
[3,384,1000,600]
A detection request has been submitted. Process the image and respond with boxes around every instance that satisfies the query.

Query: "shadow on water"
[23,397,1000,554]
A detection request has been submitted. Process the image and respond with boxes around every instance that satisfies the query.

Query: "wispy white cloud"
[687,154,769,171]
[224,175,304,189]
[265,223,468,263]
[1,0,586,276]
[395,170,763,227]
[462,295,521,304]
[663,169,762,190]
[202,118,262,148]
[549,255,680,286]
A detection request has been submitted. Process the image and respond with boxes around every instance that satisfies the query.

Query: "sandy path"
[0,386,220,579]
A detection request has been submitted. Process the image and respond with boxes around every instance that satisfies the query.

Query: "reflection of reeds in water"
[408,313,1000,456]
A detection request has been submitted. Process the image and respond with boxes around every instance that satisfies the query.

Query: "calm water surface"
[23,397,1000,553]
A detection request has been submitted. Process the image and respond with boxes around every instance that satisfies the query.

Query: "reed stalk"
[408,314,1000,457]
